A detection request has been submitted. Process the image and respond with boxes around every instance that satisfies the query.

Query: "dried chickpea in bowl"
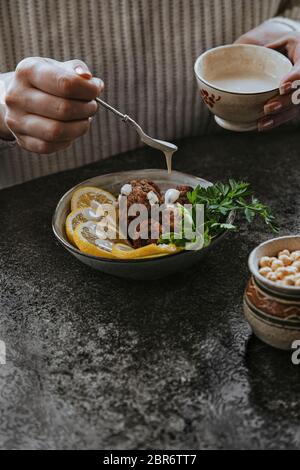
[259,250,300,286]
[246,237,300,350]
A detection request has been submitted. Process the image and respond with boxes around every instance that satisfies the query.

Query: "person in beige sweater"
[0,0,300,189]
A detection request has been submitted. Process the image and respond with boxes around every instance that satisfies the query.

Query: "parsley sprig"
[160,179,278,249]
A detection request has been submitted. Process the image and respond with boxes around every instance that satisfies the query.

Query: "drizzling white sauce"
[164,188,180,205]
[164,149,176,174]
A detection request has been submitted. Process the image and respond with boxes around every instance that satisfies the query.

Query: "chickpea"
[259,256,272,268]
[276,267,289,280]
[259,267,272,277]
[283,275,295,286]
[285,266,298,275]
[259,251,300,285]
[278,254,292,266]
[271,259,284,271]
[292,261,300,272]
[291,251,300,261]
[278,249,290,257]
[267,272,278,282]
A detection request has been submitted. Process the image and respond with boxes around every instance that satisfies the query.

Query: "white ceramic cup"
[194,44,293,132]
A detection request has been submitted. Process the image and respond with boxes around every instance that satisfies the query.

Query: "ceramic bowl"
[52,169,234,280]
[194,44,292,132]
[244,236,300,350]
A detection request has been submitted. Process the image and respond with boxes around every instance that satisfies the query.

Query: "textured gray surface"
[1,130,300,450]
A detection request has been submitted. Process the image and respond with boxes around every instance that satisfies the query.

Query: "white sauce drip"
[164,188,180,205]
[164,149,176,174]
[120,184,133,196]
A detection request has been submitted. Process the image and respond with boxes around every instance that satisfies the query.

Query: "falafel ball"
[119,179,163,248]
[126,179,163,210]
[176,185,193,205]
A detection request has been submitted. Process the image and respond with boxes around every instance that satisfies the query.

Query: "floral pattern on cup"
[200,89,221,108]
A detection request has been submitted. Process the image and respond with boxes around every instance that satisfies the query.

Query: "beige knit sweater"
[1,0,300,189]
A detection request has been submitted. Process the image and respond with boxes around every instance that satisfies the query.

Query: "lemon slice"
[112,243,180,260]
[66,200,120,245]
[66,208,89,244]
[71,186,116,211]
[73,222,116,259]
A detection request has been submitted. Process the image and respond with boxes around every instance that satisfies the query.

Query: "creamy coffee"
[211,72,279,93]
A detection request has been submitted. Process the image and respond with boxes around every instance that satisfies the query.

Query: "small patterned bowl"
[244,236,300,350]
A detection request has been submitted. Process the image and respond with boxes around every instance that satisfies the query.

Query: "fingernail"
[92,77,105,93]
[96,77,105,91]
[259,118,274,131]
[264,101,282,114]
[75,66,92,79]
[89,117,94,123]
[280,82,292,95]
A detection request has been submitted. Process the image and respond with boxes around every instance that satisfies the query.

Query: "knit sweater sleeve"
[272,0,300,31]
[0,137,16,150]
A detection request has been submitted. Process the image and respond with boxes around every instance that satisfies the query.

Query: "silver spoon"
[96,97,178,172]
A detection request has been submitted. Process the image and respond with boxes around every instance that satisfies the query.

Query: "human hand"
[3,58,103,153]
[236,24,300,132]
[258,33,300,131]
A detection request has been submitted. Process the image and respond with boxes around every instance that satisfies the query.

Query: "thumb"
[63,59,104,92]
[64,59,93,79]
[278,61,300,95]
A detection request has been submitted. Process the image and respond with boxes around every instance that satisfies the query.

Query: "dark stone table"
[1,130,300,450]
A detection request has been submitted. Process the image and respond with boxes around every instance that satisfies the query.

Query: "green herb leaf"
[158,179,279,250]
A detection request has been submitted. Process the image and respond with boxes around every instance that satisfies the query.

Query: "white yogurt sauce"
[120,184,133,196]
[164,188,180,205]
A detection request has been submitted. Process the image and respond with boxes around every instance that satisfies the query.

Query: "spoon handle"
[96,97,177,155]
[96,97,128,121]
[96,97,143,137]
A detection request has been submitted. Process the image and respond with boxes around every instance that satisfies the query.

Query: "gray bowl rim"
[248,235,300,295]
[52,169,234,265]
[194,44,293,96]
